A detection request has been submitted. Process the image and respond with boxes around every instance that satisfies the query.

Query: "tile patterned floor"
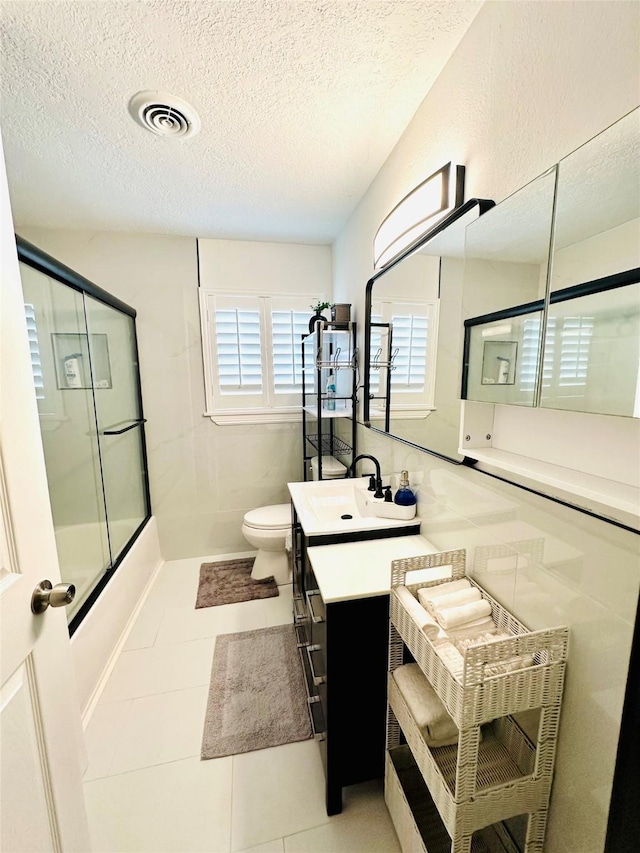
[83,555,401,853]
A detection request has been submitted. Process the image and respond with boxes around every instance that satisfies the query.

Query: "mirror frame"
[363,198,495,461]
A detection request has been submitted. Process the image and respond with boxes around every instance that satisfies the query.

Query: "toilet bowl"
[241,503,291,585]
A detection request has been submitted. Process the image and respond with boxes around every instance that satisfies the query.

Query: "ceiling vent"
[128,91,201,139]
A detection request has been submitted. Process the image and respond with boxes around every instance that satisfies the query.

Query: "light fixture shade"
[373,163,465,269]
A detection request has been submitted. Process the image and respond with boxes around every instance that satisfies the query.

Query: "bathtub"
[69,516,163,719]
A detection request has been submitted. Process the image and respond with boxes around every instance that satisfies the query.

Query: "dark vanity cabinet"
[291,508,420,815]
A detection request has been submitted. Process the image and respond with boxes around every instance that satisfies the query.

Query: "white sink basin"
[288,478,418,537]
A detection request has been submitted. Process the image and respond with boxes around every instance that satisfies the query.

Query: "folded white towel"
[431,587,481,616]
[446,616,497,640]
[395,586,447,642]
[455,630,510,652]
[436,635,533,680]
[433,641,465,680]
[485,656,535,676]
[455,631,534,676]
[392,664,459,746]
[417,579,471,611]
[436,599,492,630]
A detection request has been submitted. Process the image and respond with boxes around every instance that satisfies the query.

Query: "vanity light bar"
[373,163,465,270]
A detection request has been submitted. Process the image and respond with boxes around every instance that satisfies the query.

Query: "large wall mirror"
[364,108,639,467]
[461,168,557,406]
[542,108,640,417]
[462,107,639,418]
[363,199,494,462]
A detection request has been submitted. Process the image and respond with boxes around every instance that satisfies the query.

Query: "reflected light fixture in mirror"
[373,163,465,269]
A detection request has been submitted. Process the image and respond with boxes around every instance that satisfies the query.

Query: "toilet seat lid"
[244,503,291,530]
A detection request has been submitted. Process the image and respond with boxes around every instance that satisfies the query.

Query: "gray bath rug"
[201,624,312,759]
[195,558,279,608]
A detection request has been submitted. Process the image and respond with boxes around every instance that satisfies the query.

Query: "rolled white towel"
[395,586,447,642]
[436,599,492,630]
[431,587,481,616]
[417,579,471,611]
[392,664,459,746]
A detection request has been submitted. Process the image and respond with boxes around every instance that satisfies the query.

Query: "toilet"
[310,454,347,480]
[241,503,292,585]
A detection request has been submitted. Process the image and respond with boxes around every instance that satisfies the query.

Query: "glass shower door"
[19,265,111,619]
[84,295,149,561]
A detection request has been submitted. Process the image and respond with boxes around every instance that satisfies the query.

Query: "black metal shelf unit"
[301,321,358,481]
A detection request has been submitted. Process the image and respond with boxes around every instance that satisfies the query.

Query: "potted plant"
[308,300,332,332]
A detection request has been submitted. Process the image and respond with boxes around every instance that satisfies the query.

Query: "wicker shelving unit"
[385,549,568,853]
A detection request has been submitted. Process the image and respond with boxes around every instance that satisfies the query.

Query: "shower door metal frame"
[16,235,152,635]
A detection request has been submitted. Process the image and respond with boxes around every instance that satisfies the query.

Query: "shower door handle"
[31,580,76,614]
[102,418,147,435]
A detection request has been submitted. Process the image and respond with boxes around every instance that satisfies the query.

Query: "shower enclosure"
[17,237,151,634]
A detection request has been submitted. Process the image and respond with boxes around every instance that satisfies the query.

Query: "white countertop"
[288,478,419,537]
[307,534,442,603]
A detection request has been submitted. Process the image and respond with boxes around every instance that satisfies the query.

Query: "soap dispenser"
[394,470,417,507]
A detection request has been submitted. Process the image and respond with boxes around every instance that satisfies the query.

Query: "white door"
[0,134,92,851]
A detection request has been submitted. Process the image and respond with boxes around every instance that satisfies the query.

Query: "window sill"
[205,409,303,426]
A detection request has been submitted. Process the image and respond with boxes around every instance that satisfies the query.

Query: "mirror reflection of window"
[541,284,639,416]
[370,299,438,413]
[390,312,430,392]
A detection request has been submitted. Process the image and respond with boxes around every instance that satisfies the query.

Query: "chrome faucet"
[348,454,384,499]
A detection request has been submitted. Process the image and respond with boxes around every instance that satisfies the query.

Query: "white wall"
[331,2,640,851]
[18,228,331,559]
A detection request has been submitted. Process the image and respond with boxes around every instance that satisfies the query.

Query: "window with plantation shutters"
[520,314,594,400]
[200,291,319,423]
[519,316,544,393]
[368,311,384,396]
[23,300,65,422]
[370,298,438,416]
[24,303,45,400]
[553,315,594,387]
[214,305,263,395]
[541,315,594,402]
[271,304,311,395]
[390,313,429,391]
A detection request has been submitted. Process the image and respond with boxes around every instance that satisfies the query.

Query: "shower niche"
[51,331,112,390]
[18,237,151,633]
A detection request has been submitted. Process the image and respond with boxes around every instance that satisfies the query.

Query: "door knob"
[31,580,76,614]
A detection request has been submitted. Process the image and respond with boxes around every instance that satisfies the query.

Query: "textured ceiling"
[0,0,482,242]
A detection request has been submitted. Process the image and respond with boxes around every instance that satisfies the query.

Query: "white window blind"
[214,307,263,393]
[390,313,429,391]
[24,303,45,400]
[201,291,318,423]
[271,305,311,395]
[520,314,594,399]
[369,298,438,413]
[368,312,384,396]
[539,314,594,404]
[519,316,543,393]
[555,315,594,387]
